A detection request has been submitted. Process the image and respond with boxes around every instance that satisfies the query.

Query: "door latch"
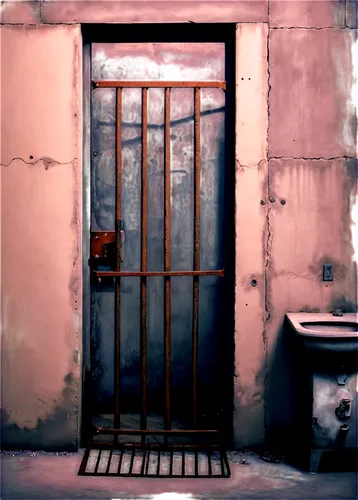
[117,220,125,264]
[89,224,126,273]
[103,242,116,266]
[89,232,116,270]
[335,398,351,420]
[120,227,125,263]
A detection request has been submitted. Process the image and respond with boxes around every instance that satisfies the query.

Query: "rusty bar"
[90,444,222,452]
[157,450,161,476]
[141,448,147,475]
[140,87,148,438]
[182,447,185,477]
[116,88,122,225]
[223,447,231,477]
[95,269,224,278]
[129,447,135,475]
[169,448,174,476]
[105,448,113,474]
[192,87,201,426]
[195,449,198,476]
[94,426,219,435]
[118,448,124,474]
[145,445,151,475]
[78,447,91,475]
[208,449,212,476]
[220,448,225,476]
[94,450,102,474]
[94,80,226,89]
[114,87,122,430]
[90,441,222,450]
[78,444,230,477]
[164,87,171,432]
[194,449,199,476]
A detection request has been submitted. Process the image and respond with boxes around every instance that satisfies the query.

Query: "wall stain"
[1,372,78,451]
[31,0,41,23]
[298,306,321,313]
[336,0,347,27]
[309,255,348,282]
[331,293,358,313]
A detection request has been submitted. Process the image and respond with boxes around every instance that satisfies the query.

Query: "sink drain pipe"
[335,424,350,447]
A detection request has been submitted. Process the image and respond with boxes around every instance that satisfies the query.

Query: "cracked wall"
[0,0,357,449]
[0,24,82,449]
[234,7,357,446]
[265,10,357,446]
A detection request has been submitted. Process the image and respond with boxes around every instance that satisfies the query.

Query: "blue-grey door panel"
[90,43,226,428]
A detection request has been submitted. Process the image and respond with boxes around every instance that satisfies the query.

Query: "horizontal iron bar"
[94,270,224,278]
[93,80,226,89]
[89,442,224,450]
[82,472,228,478]
[94,427,220,436]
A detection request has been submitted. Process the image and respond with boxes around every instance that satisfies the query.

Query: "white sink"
[286,313,358,355]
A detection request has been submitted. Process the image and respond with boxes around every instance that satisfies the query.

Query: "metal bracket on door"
[89,229,127,283]
[89,231,116,270]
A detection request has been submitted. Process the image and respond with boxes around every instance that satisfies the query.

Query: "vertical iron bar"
[195,448,198,476]
[94,450,102,474]
[207,449,212,476]
[141,448,147,475]
[117,448,124,474]
[105,448,113,474]
[223,448,230,476]
[220,448,225,476]
[78,447,91,475]
[129,447,135,475]
[141,87,148,440]
[156,450,161,476]
[114,87,122,431]
[182,446,185,476]
[145,445,151,475]
[164,87,171,432]
[169,447,174,476]
[192,87,201,426]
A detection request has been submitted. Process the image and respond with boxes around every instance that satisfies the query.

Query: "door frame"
[81,23,237,446]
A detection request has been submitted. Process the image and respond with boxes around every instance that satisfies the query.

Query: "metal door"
[88,43,230,444]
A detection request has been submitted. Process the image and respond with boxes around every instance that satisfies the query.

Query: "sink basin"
[300,321,358,335]
[286,313,358,357]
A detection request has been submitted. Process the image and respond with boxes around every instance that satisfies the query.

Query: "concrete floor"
[1,449,357,499]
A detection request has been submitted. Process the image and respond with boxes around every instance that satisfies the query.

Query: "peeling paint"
[236,158,267,171]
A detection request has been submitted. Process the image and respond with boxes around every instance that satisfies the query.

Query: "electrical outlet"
[323,264,333,281]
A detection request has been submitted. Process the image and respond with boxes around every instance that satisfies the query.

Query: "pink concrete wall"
[1,24,82,449]
[265,24,357,444]
[1,1,357,450]
[234,23,268,446]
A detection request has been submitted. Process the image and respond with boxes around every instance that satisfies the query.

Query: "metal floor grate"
[78,444,231,478]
